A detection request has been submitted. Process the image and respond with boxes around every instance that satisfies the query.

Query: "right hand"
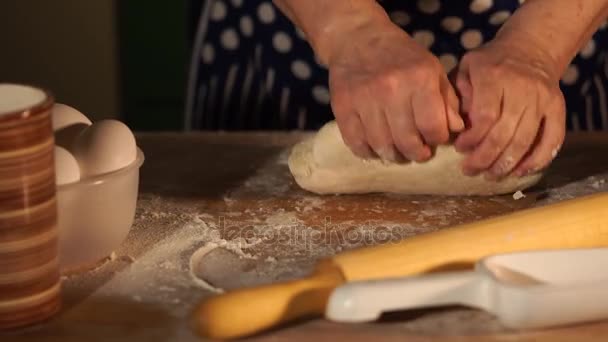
[325,19,464,162]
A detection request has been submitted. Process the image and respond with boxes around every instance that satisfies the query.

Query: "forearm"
[272,0,390,65]
[495,0,608,78]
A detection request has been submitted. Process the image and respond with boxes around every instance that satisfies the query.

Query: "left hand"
[453,40,566,179]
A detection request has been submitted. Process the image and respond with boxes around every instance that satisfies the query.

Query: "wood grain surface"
[4,131,608,341]
[0,92,61,330]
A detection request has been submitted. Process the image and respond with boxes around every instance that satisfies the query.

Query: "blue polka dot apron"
[185,0,608,131]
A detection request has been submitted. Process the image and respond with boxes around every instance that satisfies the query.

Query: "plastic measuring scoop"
[326,248,608,330]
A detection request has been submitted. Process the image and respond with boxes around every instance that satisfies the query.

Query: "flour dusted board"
[15,132,608,342]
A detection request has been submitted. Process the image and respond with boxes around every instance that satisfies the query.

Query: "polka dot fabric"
[187,0,608,131]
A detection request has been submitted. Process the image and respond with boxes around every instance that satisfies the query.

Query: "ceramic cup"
[0,83,61,329]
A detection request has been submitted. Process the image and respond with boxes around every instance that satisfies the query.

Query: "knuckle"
[535,81,551,99]
[461,51,480,65]
[329,93,351,117]
[510,139,531,153]
[376,71,403,95]
[410,62,436,82]
[476,148,500,168]
[423,127,449,144]
[417,116,442,132]
[483,62,507,79]
[476,110,498,124]
[417,118,446,140]
[455,75,469,89]
[484,64,499,76]
[485,130,508,147]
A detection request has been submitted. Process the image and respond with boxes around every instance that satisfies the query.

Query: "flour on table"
[512,191,526,200]
[536,173,608,205]
[296,196,325,213]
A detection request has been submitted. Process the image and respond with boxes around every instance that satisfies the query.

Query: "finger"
[386,97,431,162]
[334,107,376,159]
[489,104,541,179]
[358,104,401,162]
[514,98,566,176]
[453,64,473,114]
[440,76,465,133]
[462,88,526,176]
[454,73,503,152]
[411,82,450,145]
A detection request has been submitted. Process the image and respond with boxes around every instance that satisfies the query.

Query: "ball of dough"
[288,121,543,196]
[72,120,137,177]
[54,146,80,185]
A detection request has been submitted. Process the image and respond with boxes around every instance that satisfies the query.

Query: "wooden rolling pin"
[192,192,608,339]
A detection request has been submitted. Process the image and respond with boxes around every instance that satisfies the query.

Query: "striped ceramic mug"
[0,83,61,329]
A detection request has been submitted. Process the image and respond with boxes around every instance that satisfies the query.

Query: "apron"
[185,0,608,131]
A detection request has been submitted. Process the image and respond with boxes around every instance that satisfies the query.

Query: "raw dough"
[288,121,543,196]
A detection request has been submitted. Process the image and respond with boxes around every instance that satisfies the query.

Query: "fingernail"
[490,158,513,179]
[514,168,532,177]
[377,147,398,163]
[416,147,432,162]
[551,144,562,159]
[450,108,465,131]
[488,167,500,178]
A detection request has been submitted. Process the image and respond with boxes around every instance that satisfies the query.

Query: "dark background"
[0,0,198,131]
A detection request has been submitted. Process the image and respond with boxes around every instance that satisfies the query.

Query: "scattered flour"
[512,191,526,200]
[265,256,277,263]
[189,242,225,293]
[64,159,608,318]
[537,173,608,205]
[296,197,326,213]
[264,211,299,225]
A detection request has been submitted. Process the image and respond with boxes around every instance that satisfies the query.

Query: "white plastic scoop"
[326,248,608,330]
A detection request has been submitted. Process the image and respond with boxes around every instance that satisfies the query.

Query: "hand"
[453,40,566,179]
[327,20,464,163]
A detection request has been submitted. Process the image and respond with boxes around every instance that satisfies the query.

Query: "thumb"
[452,63,473,114]
[440,76,464,133]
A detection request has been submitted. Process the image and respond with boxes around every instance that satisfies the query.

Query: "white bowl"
[57,148,145,270]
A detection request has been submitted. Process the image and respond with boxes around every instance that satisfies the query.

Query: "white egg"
[54,146,80,185]
[51,103,92,131]
[72,120,137,177]
[53,103,92,150]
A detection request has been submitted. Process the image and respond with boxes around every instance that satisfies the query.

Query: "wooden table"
[5,131,608,342]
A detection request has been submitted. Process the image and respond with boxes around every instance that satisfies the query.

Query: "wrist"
[304,3,391,66]
[492,26,563,82]
[492,0,608,81]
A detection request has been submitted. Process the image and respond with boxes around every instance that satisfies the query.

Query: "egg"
[52,103,92,131]
[54,146,80,185]
[71,120,137,177]
[52,103,92,150]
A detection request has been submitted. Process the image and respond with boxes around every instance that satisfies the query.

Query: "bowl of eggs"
[52,103,144,271]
